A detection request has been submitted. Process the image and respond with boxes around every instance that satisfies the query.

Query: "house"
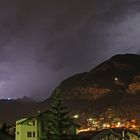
[15,112,78,140]
[7,125,15,136]
[16,117,41,140]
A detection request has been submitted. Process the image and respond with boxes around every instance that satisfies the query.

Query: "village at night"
[0,0,140,140]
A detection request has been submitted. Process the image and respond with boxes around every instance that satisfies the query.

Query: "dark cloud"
[0,0,139,100]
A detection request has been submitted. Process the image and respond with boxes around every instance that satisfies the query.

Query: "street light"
[73,114,79,119]
[115,77,118,81]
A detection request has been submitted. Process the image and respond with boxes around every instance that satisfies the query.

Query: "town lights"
[116,122,121,127]
[106,124,110,128]
[103,123,110,128]
[103,124,106,128]
[118,122,121,125]
[88,118,93,121]
[132,125,136,128]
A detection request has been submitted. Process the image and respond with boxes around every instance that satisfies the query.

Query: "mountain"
[17,96,36,103]
[56,54,140,96]
[43,54,140,122]
[0,53,140,124]
[0,97,38,124]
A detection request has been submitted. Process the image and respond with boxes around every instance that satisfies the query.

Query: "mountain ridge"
[0,53,140,123]
[44,53,140,123]
[55,54,140,96]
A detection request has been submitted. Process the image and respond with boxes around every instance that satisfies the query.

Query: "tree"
[1,123,7,133]
[41,90,78,140]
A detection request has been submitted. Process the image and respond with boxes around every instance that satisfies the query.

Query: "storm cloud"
[0,0,139,100]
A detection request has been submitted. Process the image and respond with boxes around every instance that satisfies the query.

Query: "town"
[1,107,140,140]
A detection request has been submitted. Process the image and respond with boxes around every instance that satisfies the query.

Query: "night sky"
[0,0,140,100]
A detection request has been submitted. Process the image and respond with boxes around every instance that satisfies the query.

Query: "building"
[7,125,15,136]
[15,112,77,140]
[16,117,40,140]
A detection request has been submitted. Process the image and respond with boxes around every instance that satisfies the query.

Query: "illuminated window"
[27,132,32,137]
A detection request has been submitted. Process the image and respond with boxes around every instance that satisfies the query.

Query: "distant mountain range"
[0,54,140,124]
[0,97,37,124]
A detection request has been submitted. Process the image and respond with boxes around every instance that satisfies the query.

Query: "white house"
[16,117,41,140]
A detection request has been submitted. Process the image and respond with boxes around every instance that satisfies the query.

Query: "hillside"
[56,54,140,97]
[0,97,37,124]
[0,54,140,124]
[45,54,140,121]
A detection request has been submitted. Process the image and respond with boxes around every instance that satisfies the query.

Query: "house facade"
[16,117,41,140]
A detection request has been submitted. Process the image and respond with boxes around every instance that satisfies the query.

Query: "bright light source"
[7,98,11,100]
[132,125,136,128]
[88,118,93,121]
[115,77,118,81]
[103,124,106,127]
[116,122,121,127]
[107,124,110,128]
[73,114,79,119]
[118,122,121,125]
